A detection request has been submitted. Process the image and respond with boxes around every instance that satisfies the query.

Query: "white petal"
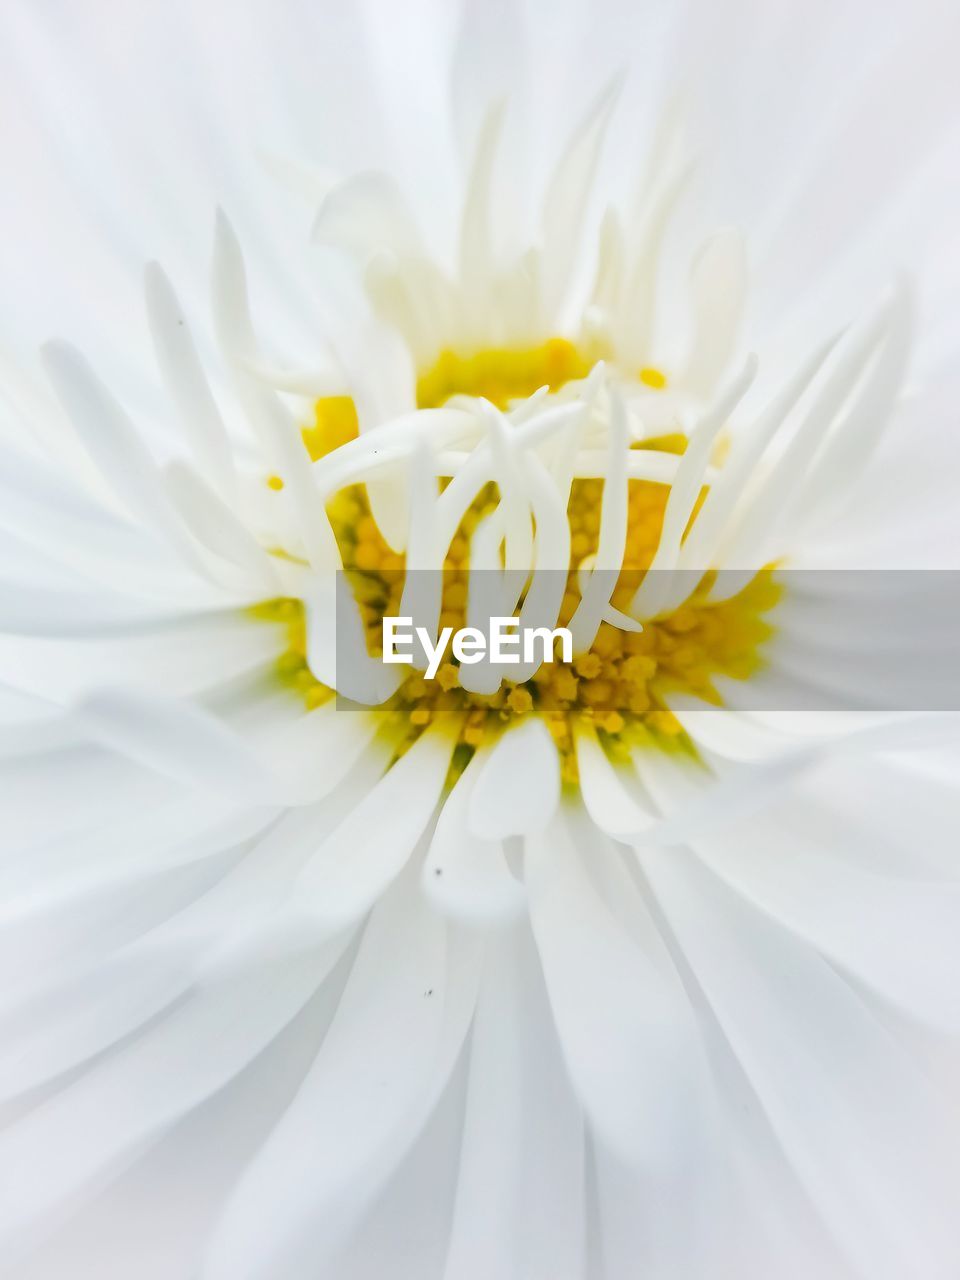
[0,947,345,1256]
[681,227,748,396]
[540,77,621,317]
[75,689,286,803]
[201,870,483,1280]
[640,844,960,1280]
[467,718,560,838]
[296,723,455,926]
[689,805,960,1030]
[162,460,279,591]
[422,747,526,921]
[574,721,656,837]
[442,921,585,1280]
[526,808,709,1166]
[143,262,238,500]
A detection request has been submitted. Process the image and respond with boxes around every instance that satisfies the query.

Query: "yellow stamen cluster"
[416,338,593,410]
[303,395,361,462]
[253,345,778,784]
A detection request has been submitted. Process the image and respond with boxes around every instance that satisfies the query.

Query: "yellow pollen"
[302,395,361,462]
[416,338,593,409]
[639,366,668,390]
[254,492,777,785]
[506,686,534,715]
[251,346,777,783]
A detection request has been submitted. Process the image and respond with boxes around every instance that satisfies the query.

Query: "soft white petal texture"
[296,722,455,925]
[0,967,354,1280]
[201,864,483,1280]
[0,944,349,1263]
[143,262,238,501]
[527,808,710,1166]
[39,341,200,565]
[539,77,622,318]
[574,721,656,837]
[681,227,747,396]
[211,211,341,572]
[441,921,586,1280]
[161,461,279,590]
[1,0,959,1275]
[258,701,382,804]
[75,689,288,803]
[689,808,960,1030]
[467,718,560,838]
[640,845,960,1280]
[422,746,527,920]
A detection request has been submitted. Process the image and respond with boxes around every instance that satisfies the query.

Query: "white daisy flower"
[1,1,960,1277]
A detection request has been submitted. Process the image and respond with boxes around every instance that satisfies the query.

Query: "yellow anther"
[416,338,592,410]
[665,606,699,633]
[253,348,779,785]
[506,686,534,715]
[552,669,579,702]
[302,396,360,461]
[621,654,657,682]
[436,663,460,691]
[574,653,604,679]
[599,710,626,735]
[580,679,614,705]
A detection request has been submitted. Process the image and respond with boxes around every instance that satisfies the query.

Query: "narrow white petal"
[681,228,748,396]
[162,460,280,591]
[423,746,526,920]
[442,922,585,1280]
[75,689,286,803]
[143,262,238,500]
[296,723,455,925]
[640,846,960,1279]
[574,721,656,837]
[201,870,482,1280]
[0,948,343,1256]
[527,808,711,1166]
[540,77,622,318]
[467,718,560,838]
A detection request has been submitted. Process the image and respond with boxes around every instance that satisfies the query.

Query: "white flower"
[1,1,960,1278]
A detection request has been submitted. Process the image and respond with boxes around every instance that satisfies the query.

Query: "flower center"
[416,339,669,410]
[255,354,779,784]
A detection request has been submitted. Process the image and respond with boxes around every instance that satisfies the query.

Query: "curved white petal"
[296,723,455,926]
[640,844,960,1280]
[423,747,526,921]
[467,718,560,838]
[442,921,585,1280]
[201,869,483,1280]
[527,808,711,1166]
